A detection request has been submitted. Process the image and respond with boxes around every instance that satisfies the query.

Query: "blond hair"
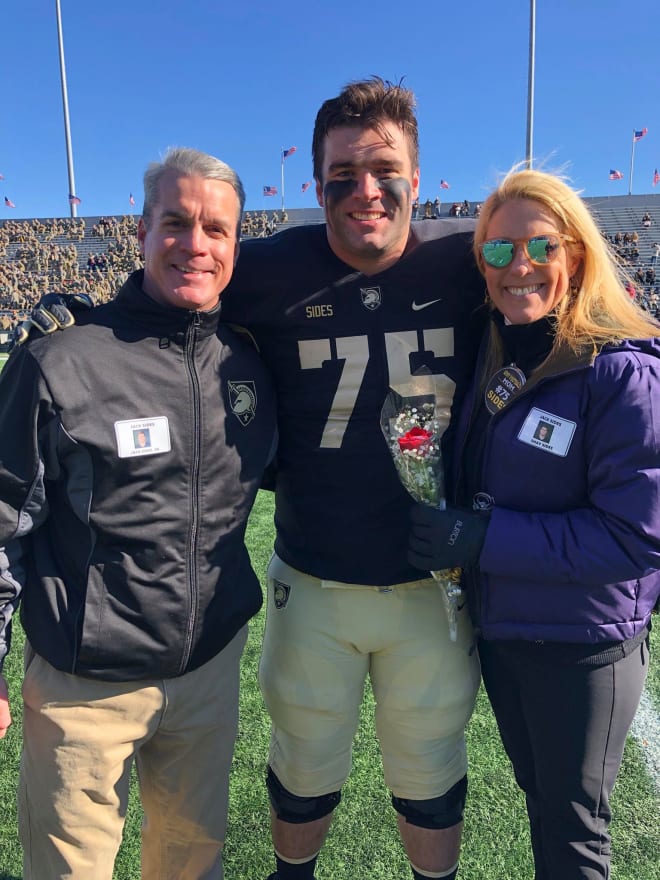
[473,168,660,351]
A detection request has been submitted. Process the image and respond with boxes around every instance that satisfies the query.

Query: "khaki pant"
[19,627,247,880]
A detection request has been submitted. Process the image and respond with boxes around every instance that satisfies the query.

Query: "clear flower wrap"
[380,370,463,641]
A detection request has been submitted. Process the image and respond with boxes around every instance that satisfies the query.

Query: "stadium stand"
[2,194,659,349]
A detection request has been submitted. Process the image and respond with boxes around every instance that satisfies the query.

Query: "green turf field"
[0,356,658,876]
[0,491,658,879]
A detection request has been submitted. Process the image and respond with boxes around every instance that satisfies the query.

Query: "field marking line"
[631,688,660,796]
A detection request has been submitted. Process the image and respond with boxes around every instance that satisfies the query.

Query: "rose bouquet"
[380,370,463,641]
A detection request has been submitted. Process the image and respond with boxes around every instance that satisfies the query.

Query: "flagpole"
[280,149,285,213]
[55,0,78,218]
[525,0,536,169]
[628,129,636,196]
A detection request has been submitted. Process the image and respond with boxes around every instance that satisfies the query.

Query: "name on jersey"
[306,304,334,318]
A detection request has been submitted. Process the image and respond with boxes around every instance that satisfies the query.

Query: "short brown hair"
[312,77,419,181]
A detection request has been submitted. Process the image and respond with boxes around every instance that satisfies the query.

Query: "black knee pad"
[266,766,341,824]
[392,775,468,830]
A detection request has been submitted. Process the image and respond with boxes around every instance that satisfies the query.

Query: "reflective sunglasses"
[480,233,575,269]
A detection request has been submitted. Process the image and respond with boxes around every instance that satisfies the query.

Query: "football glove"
[408,504,490,571]
[8,291,96,349]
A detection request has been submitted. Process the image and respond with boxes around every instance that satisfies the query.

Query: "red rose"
[398,426,432,451]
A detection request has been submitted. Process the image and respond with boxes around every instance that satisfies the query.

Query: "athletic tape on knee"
[266,766,341,824]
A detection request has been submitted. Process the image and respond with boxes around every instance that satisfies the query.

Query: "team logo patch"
[360,286,382,310]
[273,579,291,609]
[228,380,257,426]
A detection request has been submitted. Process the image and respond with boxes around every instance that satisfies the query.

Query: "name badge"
[518,407,576,457]
[115,417,171,458]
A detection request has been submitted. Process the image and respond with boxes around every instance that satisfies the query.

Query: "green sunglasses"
[480,233,575,268]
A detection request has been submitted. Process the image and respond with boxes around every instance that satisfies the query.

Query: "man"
[19,78,485,880]
[134,428,151,448]
[226,77,485,880]
[0,147,276,880]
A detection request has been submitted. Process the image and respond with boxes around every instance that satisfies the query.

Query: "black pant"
[479,638,649,880]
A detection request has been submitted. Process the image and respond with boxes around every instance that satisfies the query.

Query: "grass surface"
[0,494,659,879]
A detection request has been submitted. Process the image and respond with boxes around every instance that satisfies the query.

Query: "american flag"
[608,169,624,180]
[654,169,660,187]
[301,181,311,193]
[263,185,278,196]
[440,179,450,190]
[68,193,81,205]
[633,128,648,142]
[282,146,297,160]
[4,196,16,208]
[129,193,136,206]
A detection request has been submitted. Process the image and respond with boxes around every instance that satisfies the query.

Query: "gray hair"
[142,147,246,234]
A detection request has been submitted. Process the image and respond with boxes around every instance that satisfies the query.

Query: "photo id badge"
[518,407,576,457]
[115,417,171,458]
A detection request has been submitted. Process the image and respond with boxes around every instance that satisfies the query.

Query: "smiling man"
[318,120,420,273]
[16,79,488,880]
[0,148,276,880]
[138,167,241,312]
[219,78,487,880]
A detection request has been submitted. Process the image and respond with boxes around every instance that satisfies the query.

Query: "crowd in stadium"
[412,197,482,220]
[603,226,659,313]
[0,215,143,328]
[241,209,288,237]
[2,202,660,335]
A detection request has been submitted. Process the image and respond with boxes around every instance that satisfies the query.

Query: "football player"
[225,78,485,880]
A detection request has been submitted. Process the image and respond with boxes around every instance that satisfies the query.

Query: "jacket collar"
[115,270,222,339]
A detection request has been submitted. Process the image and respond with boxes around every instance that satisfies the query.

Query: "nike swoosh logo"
[411,298,443,311]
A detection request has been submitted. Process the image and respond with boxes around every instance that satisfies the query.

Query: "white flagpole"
[628,130,636,196]
[525,0,536,169]
[280,149,285,213]
[55,0,78,218]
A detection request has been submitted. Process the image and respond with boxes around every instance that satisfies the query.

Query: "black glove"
[408,504,490,571]
[8,291,96,349]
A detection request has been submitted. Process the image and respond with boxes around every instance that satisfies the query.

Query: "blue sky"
[2,1,658,219]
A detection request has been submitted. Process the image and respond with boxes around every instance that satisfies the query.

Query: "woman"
[408,169,660,879]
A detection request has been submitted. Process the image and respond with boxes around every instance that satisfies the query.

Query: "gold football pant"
[260,555,480,800]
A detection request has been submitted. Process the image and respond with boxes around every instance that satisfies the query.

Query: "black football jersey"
[221,220,485,585]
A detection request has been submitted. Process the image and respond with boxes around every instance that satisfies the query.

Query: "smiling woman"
[477,199,581,325]
[419,167,660,880]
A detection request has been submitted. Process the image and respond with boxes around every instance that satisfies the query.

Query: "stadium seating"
[2,194,659,348]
